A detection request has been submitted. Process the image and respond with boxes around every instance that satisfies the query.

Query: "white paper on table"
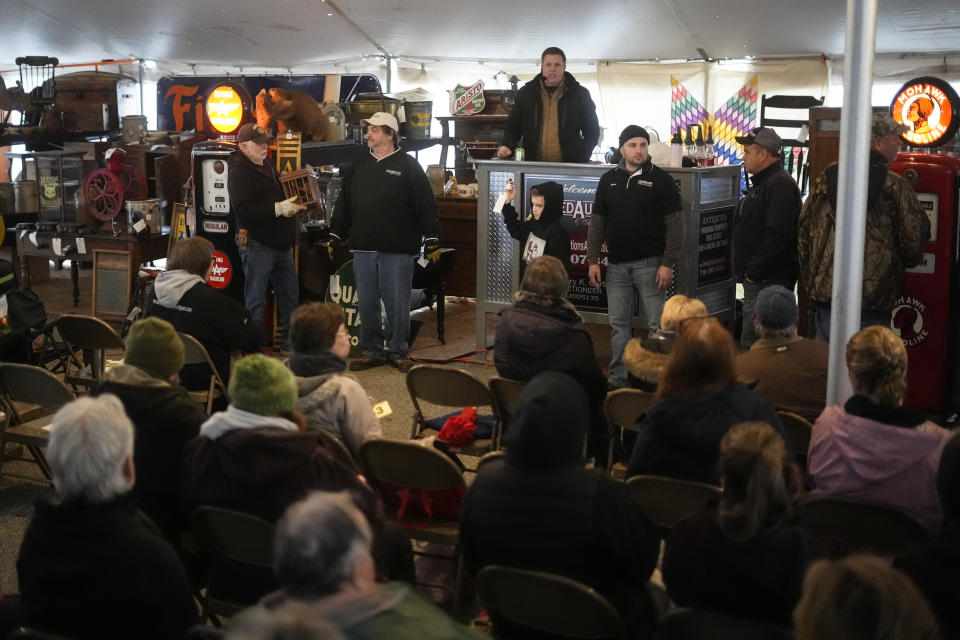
[52,238,63,256]
[492,192,507,214]
[28,232,38,247]
[76,237,86,254]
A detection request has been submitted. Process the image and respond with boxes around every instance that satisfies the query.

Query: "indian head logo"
[891,76,960,148]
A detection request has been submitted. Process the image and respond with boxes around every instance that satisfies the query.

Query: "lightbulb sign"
[205,84,245,134]
[891,76,960,148]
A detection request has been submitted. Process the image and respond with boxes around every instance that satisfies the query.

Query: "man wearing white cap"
[330,112,440,372]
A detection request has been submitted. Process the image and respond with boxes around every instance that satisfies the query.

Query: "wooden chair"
[488,376,525,444]
[799,494,930,557]
[56,314,124,392]
[192,506,277,624]
[406,364,501,460]
[625,475,722,530]
[357,439,467,606]
[0,362,76,481]
[658,607,794,640]
[603,388,656,475]
[776,410,813,471]
[177,331,227,415]
[476,565,627,640]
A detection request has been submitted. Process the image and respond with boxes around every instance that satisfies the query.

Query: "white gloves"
[275,196,306,218]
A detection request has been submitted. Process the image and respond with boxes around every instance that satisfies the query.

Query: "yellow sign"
[206,85,245,134]
[276,132,302,174]
[891,76,960,148]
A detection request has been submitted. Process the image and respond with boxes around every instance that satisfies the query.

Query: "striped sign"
[276,132,302,174]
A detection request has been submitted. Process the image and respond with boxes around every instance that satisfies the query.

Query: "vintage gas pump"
[191,141,245,303]
[888,76,960,414]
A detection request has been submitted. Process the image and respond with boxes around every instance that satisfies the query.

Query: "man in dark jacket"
[329,112,439,373]
[149,236,263,382]
[496,47,600,163]
[460,371,660,638]
[228,122,306,339]
[17,395,197,639]
[92,316,207,548]
[732,126,801,348]
[587,125,683,389]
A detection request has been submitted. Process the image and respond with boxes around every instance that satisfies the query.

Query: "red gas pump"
[889,152,960,414]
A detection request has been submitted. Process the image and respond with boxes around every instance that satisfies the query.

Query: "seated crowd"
[3,271,958,640]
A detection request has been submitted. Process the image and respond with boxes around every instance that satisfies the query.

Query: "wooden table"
[16,230,168,310]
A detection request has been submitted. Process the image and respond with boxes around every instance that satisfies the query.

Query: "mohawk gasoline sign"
[891,76,960,148]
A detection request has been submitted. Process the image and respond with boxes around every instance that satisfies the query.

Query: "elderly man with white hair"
[256,491,484,639]
[15,395,197,639]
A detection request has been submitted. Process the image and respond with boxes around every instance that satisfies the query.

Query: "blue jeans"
[815,303,891,342]
[353,251,415,360]
[606,257,664,387]
[240,239,299,334]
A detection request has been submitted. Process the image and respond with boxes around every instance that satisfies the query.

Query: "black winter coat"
[227,150,296,250]
[664,507,818,628]
[626,384,785,483]
[92,369,206,546]
[500,72,600,163]
[494,296,606,413]
[17,493,197,639]
[896,521,960,639]
[733,162,802,285]
[502,180,570,274]
[148,277,264,381]
[461,372,660,638]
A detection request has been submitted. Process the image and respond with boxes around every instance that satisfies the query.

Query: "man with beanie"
[92,317,207,547]
[228,122,307,343]
[496,47,600,162]
[587,124,683,389]
[737,285,829,422]
[732,126,802,348]
[799,112,930,340]
[330,112,439,373]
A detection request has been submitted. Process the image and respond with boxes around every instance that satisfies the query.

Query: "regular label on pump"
[208,251,232,289]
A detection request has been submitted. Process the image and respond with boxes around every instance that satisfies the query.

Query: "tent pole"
[826,0,878,406]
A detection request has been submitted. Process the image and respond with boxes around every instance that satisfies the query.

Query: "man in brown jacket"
[737,285,828,422]
[798,113,930,341]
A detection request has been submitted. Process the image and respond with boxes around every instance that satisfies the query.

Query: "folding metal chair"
[658,607,794,640]
[625,474,722,530]
[477,565,627,640]
[800,494,930,556]
[177,332,228,415]
[488,376,525,445]
[603,388,656,475]
[777,410,813,472]
[56,314,124,393]
[0,362,76,481]
[406,364,501,462]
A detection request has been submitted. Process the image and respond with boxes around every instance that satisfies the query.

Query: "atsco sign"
[891,76,960,148]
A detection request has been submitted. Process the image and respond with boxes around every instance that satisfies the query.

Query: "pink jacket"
[808,405,952,527]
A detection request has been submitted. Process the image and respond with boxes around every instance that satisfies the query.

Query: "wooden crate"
[280,168,321,206]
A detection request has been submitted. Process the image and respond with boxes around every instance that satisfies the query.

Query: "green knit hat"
[228,353,298,416]
[123,317,185,379]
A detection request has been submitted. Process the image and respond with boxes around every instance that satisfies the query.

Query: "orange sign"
[891,76,960,148]
[205,85,245,134]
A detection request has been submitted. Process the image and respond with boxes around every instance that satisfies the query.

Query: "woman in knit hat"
[93,316,207,548]
[287,302,381,456]
[183,353,413,588]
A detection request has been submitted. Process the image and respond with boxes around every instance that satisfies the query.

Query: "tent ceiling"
[3,0,959,70]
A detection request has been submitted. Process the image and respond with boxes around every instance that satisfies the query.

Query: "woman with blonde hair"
[663,421,816,627]
[623,294,707,391]
[625,317,783,482]
[808,325,951,526]
[794,555,941,640]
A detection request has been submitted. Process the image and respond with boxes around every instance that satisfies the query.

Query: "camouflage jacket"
[798,152,930,311]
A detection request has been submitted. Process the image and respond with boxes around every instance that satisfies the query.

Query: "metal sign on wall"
[890,76,960,148]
